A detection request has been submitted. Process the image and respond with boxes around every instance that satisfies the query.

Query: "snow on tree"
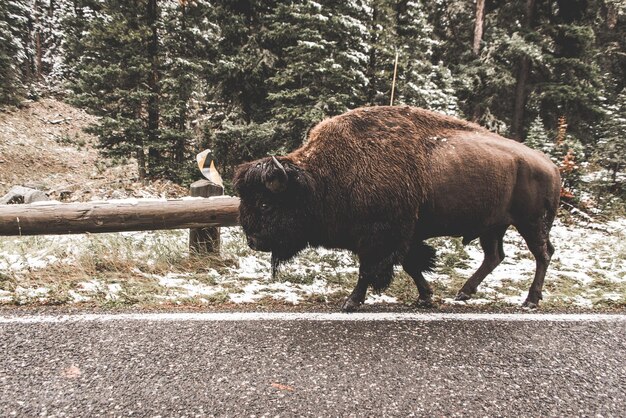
[525,115,552,155]
[596,89,626,184]
[266,0,370,149]
[392,0,459,115]
[0,0,31,104]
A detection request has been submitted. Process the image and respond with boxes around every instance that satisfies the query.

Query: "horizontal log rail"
[0,197,240,236]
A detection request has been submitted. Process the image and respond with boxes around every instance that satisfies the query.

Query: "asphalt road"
[1,312,625,417]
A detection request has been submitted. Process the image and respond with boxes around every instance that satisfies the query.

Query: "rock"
[59,190,72,201]
[0,186,50,204]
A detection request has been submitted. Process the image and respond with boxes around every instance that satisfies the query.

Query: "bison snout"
[247,235,271,252]
[246,235,258,249]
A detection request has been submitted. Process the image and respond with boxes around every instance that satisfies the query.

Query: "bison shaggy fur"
[234,106,561,311]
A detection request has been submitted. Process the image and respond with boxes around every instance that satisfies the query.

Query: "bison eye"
[260,202,270,211]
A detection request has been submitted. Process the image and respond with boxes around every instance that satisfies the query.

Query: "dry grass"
[1,221,625,311]
[0,230,238,306]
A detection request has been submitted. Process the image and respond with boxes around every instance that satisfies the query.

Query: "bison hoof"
[455,291,471,301]
[415,298,434,308]
[522,299,539,310]
[341,298,362,313]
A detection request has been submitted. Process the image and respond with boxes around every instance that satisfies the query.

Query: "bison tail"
[369,243,437,292]
[415,242,437,273]
[403,242,437,274]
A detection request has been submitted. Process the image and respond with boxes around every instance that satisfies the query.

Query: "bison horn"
[272,156,286,175]
[264,156,288,193]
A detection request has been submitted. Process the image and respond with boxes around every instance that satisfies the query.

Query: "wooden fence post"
[189,179,223,254]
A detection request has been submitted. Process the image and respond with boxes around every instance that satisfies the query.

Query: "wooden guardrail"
[0,196,240,236]
[0,180,239,255]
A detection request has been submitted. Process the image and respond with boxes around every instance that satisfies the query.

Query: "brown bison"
[234,106,560,311]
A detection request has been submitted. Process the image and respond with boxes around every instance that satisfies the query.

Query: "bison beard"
[234,106,561,312]
[270,249,297,280]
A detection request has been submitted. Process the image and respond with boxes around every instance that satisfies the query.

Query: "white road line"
[0,312,625,324]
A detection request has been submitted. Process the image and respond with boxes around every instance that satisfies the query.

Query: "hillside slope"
[0,99,185,200]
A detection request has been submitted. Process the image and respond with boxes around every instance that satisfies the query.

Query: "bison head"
[234,156,316,270]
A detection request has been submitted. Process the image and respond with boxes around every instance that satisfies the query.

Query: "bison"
[234,106,560,311]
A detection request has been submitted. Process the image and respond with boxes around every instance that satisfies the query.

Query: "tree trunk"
[34,0,43,80]
[472,0,485,55]
[23,5,34,84]
[136,147,146,180]
[511,0,536,141]
[606,2,617,29]
[470,0,486,122]
[147,0,161,176]
[366,3,379,104]
[175,3,187,165]
[511,56,530,141]
[46,0,55,76]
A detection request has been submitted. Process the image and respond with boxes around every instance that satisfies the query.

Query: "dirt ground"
[0,98,186,201]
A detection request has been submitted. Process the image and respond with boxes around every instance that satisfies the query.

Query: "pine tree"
[71,0,156,179]
[425,0,478,119]
[204,0,280,176]
[0,0,31,105]
[525,115,552,155]
[206,0,276,124]
[596,89,626,184]
[364,0,388,104]
[265,0,369,149]
[208,0,372,174]
[536,0,605,146]
[160,0,219,181]
[596,0,625,97]
[391,0,458,114]
[462,1,527,132]
[510,0,538,140]
[55,0,103,85]
[37,0,70,86]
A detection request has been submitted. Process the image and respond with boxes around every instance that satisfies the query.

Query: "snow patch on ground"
[14,286,49,302]
[427,218,626,306]
[229,278,340,305]
[0,219,624,308]
[365,294,398,305]
[0,251,62,271]
[106,283,122,301]
[140,272,226,301]
[235,256,271,279]
[68,290,90,303]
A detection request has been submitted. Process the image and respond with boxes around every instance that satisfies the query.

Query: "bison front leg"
[402,242,437,308]
[342,259,394,312]
[341,272,369,312]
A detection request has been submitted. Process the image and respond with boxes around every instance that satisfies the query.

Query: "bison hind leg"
[518,226,555,309]
[455,226,508,301]
[402,242,437,307]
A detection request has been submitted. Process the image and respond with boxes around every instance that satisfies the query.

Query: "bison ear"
[263,156,288,193]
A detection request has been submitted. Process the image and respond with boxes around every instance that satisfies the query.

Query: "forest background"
[0,0,624,212]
